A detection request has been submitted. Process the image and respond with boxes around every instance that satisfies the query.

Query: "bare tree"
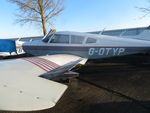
[9,0,64,35]
[137,0,150,19]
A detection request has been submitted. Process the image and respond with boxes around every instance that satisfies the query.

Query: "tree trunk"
[38,0,47,35]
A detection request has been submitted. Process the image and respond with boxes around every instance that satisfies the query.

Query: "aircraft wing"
[0,54,87,111]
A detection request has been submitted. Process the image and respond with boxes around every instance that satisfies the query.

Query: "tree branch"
[9,0,41,14]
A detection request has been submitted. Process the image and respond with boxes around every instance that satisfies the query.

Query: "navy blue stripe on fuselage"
[23,45,150,51]
[22,45,150,59]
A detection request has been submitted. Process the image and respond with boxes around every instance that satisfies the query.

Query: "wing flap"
[40,58,87,79]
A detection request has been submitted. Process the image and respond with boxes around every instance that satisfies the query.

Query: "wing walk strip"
[23,57,60,72]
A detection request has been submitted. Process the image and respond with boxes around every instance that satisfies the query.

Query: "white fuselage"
[17,31,150,59]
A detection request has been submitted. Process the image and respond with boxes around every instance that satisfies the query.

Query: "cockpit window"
[86,38,97,44]
[50,34,69,43]
[71,35,84,44]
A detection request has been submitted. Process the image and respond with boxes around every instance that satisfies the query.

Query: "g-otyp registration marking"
[89,48,125,56]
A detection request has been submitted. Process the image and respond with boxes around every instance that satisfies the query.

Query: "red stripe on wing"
[23,57,60,72]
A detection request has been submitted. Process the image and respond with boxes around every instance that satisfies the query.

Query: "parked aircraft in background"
[91,26,150,41]
[0,39,17,57]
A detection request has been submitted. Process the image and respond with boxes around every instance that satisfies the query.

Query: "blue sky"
[0,0,150,38]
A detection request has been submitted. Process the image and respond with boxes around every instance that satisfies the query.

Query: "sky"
[0,0,150,38]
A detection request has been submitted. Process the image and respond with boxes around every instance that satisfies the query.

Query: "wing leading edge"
[0,54,87,111]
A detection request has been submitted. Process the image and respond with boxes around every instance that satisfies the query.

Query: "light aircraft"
[17,30,150,60]
[1,29,150,111]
